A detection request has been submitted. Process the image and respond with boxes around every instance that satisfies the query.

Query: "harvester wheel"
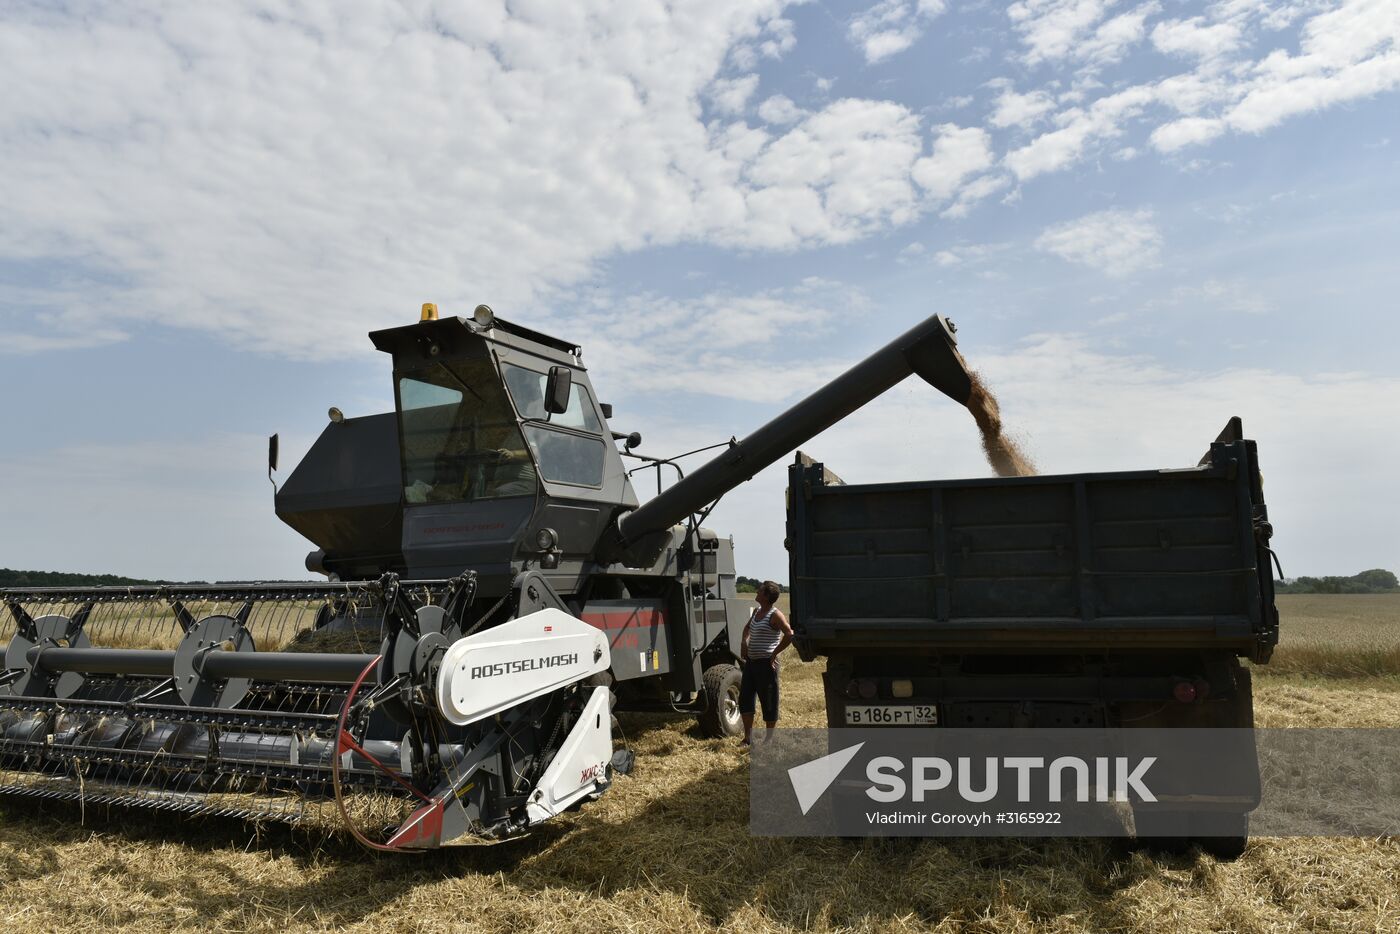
[584,671,617,711]
[698,663,743,739]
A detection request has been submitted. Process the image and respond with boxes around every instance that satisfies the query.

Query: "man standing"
[739,580,793,746]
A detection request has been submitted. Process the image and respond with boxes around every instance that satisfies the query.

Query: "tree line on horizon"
[1274,569,1397,594]
[735,576,789,594]
[0,568,165,587]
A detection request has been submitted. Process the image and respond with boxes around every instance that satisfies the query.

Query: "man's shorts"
[738,656,779,722]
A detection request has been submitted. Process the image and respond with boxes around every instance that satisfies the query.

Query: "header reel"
[0,573,617,849]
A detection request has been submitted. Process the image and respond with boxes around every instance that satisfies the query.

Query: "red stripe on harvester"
[581,609,666,631]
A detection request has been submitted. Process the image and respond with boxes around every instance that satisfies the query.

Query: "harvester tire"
[584,671,617,711]
[698,663,743,739]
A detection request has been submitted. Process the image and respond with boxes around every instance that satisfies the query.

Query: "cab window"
[502,363,606,488]
[501,363,602,432]
[397,362,538,503]
[522,426,606,487]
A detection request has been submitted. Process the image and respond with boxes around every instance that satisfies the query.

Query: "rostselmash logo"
[471,653,579,679]
[787,745,1157,815]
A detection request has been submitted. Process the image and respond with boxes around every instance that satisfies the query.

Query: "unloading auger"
[0,303,975,848]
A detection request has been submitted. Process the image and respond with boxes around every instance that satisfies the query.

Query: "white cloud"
[0,278,132,353]
[987,85,1058,128]
[1004,85,1155,179]
[1034,208,1162,276]
[1003,0,1400,168]
[940,173,1011,218]
[1150,115,1227,151]
[730,15,799,70]
[539,280,866,404]
[3,0,1397,367]
[926,241,1008,266]
[1008,0,1159,67]
[1154,72,1233,115]
[1147,0,1400,152]
[757,94,805,125]
[740,99,928,246]
[1151,16,1244,61]
[848,0,948,64]
[1079,2,1162,65]
[912,124,996,200]
[1225,0,1400,133]
[1008,0,1117,64]
[760,17,798,59]
[709,75,761,115]
[0,2,995,359]
[1214,0,1330,34]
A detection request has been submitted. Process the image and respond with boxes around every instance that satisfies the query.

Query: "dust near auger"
[965,370,1036,478]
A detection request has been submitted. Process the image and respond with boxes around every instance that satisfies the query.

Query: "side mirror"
[599,402,614,419]
[544,366,572,415]
[267,433,280,493]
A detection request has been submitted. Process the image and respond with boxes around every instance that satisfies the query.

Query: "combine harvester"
[0,304,974,849]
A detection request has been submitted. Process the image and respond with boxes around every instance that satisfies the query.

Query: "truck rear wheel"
[698,663,743,739]
[1133,810,1249,860]
[1195,812,1249,860]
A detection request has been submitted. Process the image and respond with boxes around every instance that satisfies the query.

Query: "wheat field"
[1260,594,1400,679]
[0,595,1397,932]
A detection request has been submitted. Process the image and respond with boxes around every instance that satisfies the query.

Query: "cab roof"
[369,315,582,367]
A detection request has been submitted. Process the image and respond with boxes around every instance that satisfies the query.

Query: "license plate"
[844,704,937,726]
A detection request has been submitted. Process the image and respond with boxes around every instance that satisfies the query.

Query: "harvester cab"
[0,304,976,849]
[277,304,642,589]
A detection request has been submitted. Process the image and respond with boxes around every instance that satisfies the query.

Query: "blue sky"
[1,0,1397,582]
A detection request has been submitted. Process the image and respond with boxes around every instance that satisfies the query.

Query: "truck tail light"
[891,679,914,698]
[1173,681,1197,703]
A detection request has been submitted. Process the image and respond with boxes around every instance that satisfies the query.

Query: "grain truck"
[784,417,1279,856]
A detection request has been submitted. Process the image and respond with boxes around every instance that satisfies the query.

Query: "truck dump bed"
[787,422,1279,663]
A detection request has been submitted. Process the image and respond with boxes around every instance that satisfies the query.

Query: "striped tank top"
[748,607,783,658]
